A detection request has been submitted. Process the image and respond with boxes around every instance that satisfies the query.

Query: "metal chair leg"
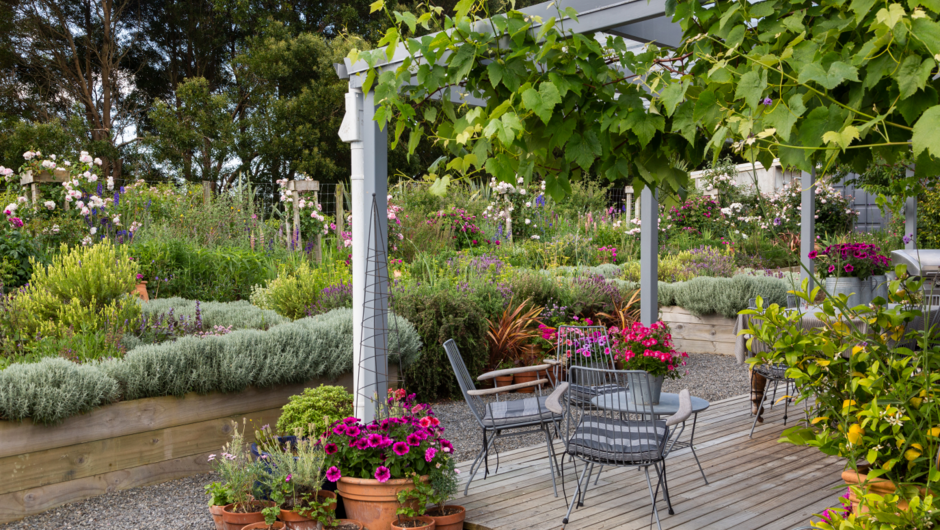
[562,462,591,527]
[463,431,497,496]
[659,461,675,515]
[593,465,603,486]
[783,381,791,426]
[749,388,768,438]
[578,463,594,507]
[643,465,664,530]
[543,424,559,498]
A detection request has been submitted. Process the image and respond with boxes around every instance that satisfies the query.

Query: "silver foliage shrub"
[103,308,422,401]
[0,358,120,425]
[139,297,288,330]
[671,275,788,318]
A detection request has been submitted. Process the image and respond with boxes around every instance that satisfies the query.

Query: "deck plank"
[458,393,843,530]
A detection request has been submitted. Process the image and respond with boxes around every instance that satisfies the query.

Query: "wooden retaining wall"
[0,373,355,524]
[660,306,737,355]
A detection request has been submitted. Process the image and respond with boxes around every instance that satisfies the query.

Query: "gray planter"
[825,276,862,308]
[858,276,873,306]
[638,373,665,405]
[872,274,889,302]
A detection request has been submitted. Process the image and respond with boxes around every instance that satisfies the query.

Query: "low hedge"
[611,275,790,319]
[139,297,289,330]
[0,308,422,425]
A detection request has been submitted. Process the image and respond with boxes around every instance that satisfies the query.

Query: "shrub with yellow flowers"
[743,264,940,524]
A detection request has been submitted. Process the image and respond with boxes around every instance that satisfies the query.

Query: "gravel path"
[0,353,747,529]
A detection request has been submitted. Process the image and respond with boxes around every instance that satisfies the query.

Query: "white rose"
[525,219,531,225]
[87,174,98,182]
[89,227,97,235]
[525,202,532,207]
[64,161,71,167]
[81,207,90,215]
[17,196,27,204]
[44,201,56,210]
[4,203,16,213]
[94,158,102,165]
[23,151,35,160]
[50,154,56,161]
[519,189,526,195]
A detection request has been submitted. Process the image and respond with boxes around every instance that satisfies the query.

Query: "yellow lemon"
[847,424,864,445]
[905,444,923,461]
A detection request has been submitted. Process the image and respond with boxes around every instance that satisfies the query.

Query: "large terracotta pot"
[425,505,465,530]
[243,523,286,530]
[279,490,337,530]
[210,504,226,530]
[222,501,276,530]
[336,476,428,530]
[390,515,435,530]
[329,520,365,530]
[494,375,514,392]
[842,470,906,513]
[513,371,538,393]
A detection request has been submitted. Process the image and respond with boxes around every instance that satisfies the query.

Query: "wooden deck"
[455,393,845,530]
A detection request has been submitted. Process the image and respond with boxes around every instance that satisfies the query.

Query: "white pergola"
[335,0,919,421]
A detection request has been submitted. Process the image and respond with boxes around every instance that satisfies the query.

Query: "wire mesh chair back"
[556,324,614,386]
[443,339,487,424]
[563,366,668,466]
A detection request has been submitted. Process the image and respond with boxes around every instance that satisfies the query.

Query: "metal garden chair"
[443,339,562,497]
[748,295,798,438]
[545,366,692,530]
[546,325,619,407]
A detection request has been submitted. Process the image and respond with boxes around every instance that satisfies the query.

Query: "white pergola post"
[640,187,659,325]
[905,168,918,250]
[340,87,390,423]
[800,169,816,290]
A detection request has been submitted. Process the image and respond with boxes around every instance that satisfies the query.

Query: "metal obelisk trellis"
[355,193,405,421]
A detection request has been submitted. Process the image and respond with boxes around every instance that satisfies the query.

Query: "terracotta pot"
[390,515,435,530]
[279,491,337,530]
[513,371,538,393]
[494,375,514,392]
[328,520,365,530]
[425,505,465,530]
[222,501,276,530]
[242,523,286,530]
[134,282,149,301]
[842,470,907,513]
[210,504,226,530]
[336,476,428,530]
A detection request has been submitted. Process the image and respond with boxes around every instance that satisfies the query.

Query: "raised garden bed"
[0,374,357,524]
[660,306,737,355]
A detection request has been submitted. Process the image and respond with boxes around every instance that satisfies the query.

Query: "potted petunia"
[609,321,687,404]
[321,389,455,530]
[808,242,892,306]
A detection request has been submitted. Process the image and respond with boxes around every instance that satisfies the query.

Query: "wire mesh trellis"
[356,193,406,420]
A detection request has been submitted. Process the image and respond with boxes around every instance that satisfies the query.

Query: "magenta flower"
[374,466,391,483]
[406,433,421,446]
[425,447,437,462]
[354,438,370,450]
[828,265,836,273]
[419,417,431,428]
[343,417,359,425]
[325,443,338,455]
[393,442,410,456]
[807,251,817,259]
[326,466,342,482]
[440,439,454,453]
[345,425,361,437]
[285,474,292,482]
[844,264,854,273]
[367,433,384,448]
[332,425,346,436]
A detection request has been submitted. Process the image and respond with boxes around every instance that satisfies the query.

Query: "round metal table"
[589,391,711,484]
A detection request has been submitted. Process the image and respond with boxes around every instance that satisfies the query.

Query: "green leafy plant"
[396,472,433,520]
[208,419,261,512]
[276,385,354,439]
[205,482,233,507]
[744,266,940,516]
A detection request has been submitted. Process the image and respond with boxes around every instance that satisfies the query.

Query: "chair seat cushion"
[567,417,668,463]
[483,397,558,427]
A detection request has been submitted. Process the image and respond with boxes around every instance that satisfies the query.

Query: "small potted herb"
[211,420,274,529]
[241,505,285,529]
[205,482,232,530]
[393,473,436,529]
[425,459,465,530]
